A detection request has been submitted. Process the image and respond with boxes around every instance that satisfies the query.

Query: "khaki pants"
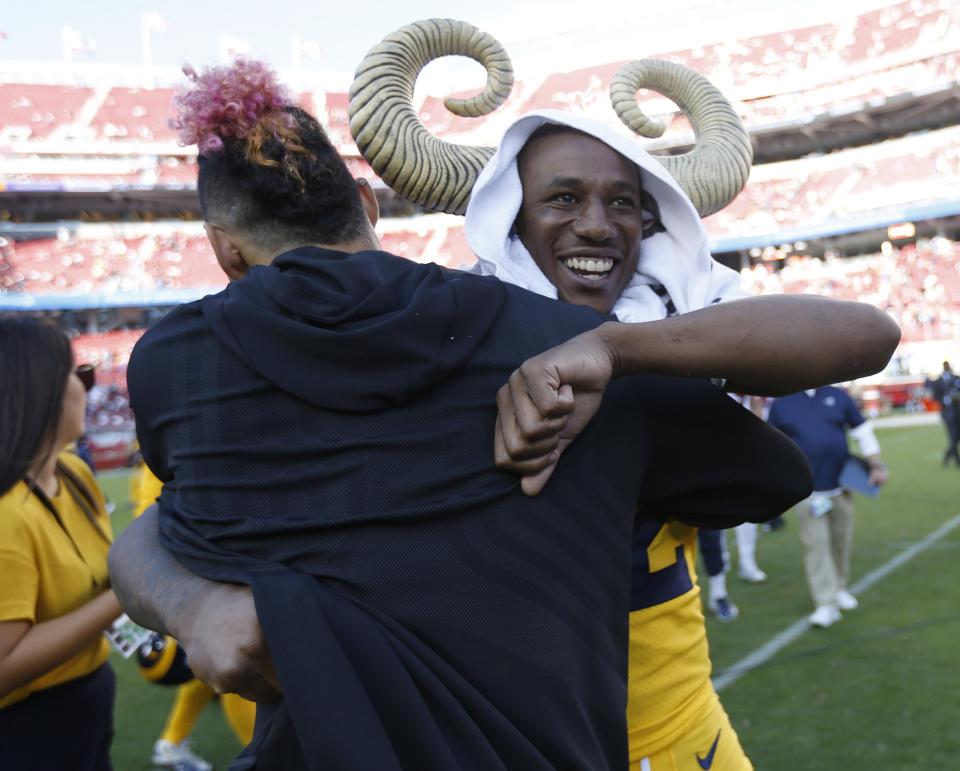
[796,490,855,609]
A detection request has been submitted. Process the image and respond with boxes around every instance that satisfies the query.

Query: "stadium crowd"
[4,236,955,428]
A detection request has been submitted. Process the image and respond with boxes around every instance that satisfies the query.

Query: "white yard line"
[713,512,960,692]
[870,413,938,429]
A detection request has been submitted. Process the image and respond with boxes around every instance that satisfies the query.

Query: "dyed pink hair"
[171,58,295,154]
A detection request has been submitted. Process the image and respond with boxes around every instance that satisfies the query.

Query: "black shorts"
[0,662,116,771]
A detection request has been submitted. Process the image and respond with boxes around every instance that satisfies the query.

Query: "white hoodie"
[464,109,748,322]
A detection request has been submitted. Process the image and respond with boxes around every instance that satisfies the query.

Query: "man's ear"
[205,223,249,281]
[356,178,379,228]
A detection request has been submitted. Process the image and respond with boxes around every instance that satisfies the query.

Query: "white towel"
[464,110,748,322]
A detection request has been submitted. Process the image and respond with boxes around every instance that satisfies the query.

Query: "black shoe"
[762,515,785,532]
[709,596,739,622]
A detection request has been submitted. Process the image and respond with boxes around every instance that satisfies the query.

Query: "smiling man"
[468,115,754,770]
[467,114,747,329]
[512,129,646,312]
[346,21,900,766]
[464,111,878,771]
[511,125,752,621]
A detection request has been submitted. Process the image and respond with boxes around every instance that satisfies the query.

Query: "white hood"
[464,110,747,321]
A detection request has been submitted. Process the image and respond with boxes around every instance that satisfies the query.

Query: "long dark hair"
[0,317,73,496]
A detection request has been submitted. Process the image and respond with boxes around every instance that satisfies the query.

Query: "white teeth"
[561,256,614,275]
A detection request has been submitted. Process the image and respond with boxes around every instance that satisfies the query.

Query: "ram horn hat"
[349,18,512,216]
[349,18,752,217]
[609,59,753,217]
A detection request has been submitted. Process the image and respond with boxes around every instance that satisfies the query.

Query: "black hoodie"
[128,246,812,771]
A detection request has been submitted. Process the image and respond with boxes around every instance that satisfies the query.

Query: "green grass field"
[702,421,960,770]
[98,474,248,771]
[99,420,960,770]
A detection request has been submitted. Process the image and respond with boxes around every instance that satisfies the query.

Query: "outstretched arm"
[496,295,900,494]
[608,294,900,396]
[108,506,281,702]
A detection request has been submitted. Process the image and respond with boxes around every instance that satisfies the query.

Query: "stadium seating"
[90,87,179,142]
[0,83,94,141]
[73,328,142,385]
[434,225,476,270]
[7,224,958,417]
[378,228,436,264]
[740,238,960,344]
[318,91,354,152]
[143,233,225,289]
[1,0,955,154]
[156,157,198,186]
[1,236,159,295]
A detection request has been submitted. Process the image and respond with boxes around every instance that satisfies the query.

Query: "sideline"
[871,412,938,429]
[713,512,960,692]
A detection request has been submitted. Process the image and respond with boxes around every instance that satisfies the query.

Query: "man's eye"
[548,192,577,204]
[611,196,637,207]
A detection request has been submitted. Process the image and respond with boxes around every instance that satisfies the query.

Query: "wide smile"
[559,255,617,283]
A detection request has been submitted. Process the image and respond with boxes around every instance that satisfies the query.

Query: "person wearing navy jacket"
[768,387,889,627]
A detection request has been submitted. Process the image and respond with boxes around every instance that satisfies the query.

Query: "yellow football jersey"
[627,519,714,761]
[131,460,164,518]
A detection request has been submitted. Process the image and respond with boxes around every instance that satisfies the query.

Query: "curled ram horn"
[349,18,513,215]
[610,59,753,217]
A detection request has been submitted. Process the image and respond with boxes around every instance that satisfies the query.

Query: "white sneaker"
[738,564,768,583]
[151,739,213,771]
[836,589,859,610]
[809,605,842,628]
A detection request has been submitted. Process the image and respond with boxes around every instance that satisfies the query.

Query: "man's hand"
[495,326,617,495]
[173,581,282,703]
[867,459,889,488]
[109,506,281,703]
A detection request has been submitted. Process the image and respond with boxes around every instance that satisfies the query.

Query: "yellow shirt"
[627,520,715,762]
[0,451,113,709]
[131,461,164,518]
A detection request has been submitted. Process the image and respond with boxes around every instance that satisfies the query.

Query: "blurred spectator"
[924,361,960,466]
[768,386,888,628]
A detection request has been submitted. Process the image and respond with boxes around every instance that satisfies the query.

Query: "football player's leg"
[159,679,216,744]
[642,690,753,770]
[221,692,257,746]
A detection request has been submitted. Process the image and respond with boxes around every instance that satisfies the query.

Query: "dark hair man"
[462,109,896,769]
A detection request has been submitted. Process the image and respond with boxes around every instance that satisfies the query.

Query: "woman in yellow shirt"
[0,317,122,770]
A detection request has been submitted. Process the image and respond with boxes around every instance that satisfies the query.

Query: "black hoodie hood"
[200,246,508,412]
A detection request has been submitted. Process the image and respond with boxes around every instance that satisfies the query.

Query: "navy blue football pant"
[697,528,727,577]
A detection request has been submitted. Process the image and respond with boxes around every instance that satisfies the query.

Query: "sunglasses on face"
[76,364,96,392]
